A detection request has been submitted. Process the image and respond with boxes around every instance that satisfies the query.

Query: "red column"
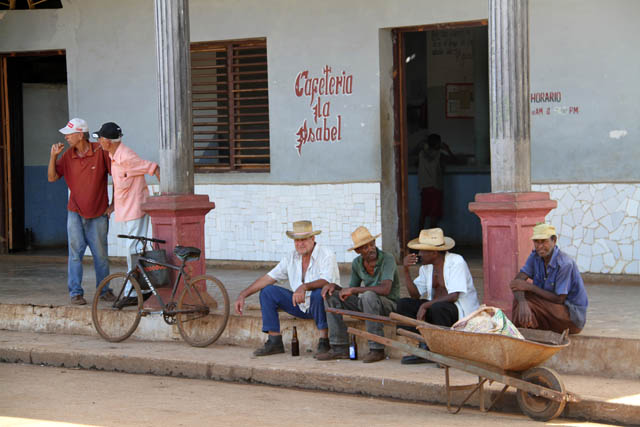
[142,194,215,307]
[468,192,556,317]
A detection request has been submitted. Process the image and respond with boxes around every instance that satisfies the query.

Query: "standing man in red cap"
[320,226,399,363]
[48,118,114,305]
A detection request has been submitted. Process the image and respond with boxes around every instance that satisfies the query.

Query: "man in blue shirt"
[509,223,588,334]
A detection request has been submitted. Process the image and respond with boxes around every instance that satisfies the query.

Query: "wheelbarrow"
[327,307,580,422]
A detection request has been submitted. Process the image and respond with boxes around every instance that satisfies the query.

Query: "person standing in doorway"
[48,118,114,305]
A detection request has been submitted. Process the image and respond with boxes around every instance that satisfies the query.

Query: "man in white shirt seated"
[234,220,340,357]
[397,228,479,364]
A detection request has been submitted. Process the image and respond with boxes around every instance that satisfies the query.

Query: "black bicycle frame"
[127,256,186,310]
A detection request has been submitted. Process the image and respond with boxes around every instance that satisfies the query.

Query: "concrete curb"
[0,331,638,425]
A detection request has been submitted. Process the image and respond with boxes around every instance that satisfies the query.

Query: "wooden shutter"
[191,38,270,172]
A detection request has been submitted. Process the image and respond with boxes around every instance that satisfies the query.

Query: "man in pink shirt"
[93,122,160,274]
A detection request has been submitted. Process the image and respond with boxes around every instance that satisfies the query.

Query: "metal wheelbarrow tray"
[327,308,580,422]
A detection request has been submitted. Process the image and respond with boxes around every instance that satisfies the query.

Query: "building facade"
[1,0,638,273]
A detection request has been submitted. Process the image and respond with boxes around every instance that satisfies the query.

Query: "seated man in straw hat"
[319,226,400,363]
[510,223,588,334]
[234,220,340,356]
[397,228,479,364]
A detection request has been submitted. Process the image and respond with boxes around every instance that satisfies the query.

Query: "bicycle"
[91,234,230,347]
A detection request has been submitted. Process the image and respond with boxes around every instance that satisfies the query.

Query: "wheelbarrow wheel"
[517,367,566,422]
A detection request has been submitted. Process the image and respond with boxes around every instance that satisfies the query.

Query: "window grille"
[191,38,270,172]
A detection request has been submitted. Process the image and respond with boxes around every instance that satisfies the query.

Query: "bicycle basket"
[132,249,170,289]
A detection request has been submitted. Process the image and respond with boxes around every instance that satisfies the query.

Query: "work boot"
[401,342,433,365]
[114,292,152,309]
[70,295,87,305]
[316,345,349,360]
[362,349,385,363]
[253,335,285,357]
[315,338,330,356]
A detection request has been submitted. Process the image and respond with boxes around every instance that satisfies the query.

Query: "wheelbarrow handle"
[325,307,396,324]
[389,312,434,328]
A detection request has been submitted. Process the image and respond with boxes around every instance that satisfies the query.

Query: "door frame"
[391,19,487,257]
[0,49,65,253]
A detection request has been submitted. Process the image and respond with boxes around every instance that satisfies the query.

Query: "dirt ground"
[0,363,613,427]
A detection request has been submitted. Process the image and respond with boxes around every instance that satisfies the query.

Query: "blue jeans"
[67,211,110,297]
[259,285,328,333]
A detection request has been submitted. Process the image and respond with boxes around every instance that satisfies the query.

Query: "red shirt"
[55,143,111,218]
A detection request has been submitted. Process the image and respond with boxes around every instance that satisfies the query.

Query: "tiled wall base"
[107,183,381,264]
[533,183,640,274]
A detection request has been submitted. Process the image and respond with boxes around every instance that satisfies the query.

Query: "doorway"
[0,51,68,253]
[393,21,490,257]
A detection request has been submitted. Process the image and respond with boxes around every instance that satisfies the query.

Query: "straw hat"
[285,220,322,240]
[531,223,557,240]
[407,228,455,251]
[348,226,381,251]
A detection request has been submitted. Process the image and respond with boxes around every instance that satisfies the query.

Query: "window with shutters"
[191,38,270,172]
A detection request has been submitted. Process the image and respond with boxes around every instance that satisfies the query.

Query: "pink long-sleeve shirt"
[110,143,158,222]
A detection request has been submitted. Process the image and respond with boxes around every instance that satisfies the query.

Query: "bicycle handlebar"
[117,234,166,244]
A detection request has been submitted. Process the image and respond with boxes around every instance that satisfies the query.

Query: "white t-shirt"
[267,243,340,312]
[413,252,479,320]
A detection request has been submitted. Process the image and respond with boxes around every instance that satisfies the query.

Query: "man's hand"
[234,295,245,315]
[509,279,532,293]
[292,285,306,306]
[513,300,535,328]
[403,253,418,267]
[416,301,432,321]
[51,143,64,157]
[104,204,114,218]
[338,287,355,302]
[321,283,338,299]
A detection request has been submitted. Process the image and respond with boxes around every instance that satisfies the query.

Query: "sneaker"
[253,335,285,357]
[99,290,117,302]
[70,295,87,305]
[316,338,330,356]
[362,349,385,363]
[316,345,349,361]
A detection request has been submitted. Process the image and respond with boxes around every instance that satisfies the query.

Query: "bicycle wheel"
[92,272,143,342]
[177,275,230,347]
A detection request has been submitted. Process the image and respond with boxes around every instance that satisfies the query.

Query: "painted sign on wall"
[294,65,353,155]
[530,90,580,116]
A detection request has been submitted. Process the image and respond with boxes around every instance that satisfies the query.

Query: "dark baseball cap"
[92,122,123,139]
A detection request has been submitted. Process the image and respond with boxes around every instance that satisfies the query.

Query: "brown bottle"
[291,326,300,356]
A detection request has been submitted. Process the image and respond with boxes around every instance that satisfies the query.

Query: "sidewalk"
[1,253,640,424]
[1,330,638,425]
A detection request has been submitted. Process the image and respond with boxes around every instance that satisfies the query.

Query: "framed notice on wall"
[445,83,474,118]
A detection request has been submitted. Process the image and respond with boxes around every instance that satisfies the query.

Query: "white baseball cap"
[59,118,89,135]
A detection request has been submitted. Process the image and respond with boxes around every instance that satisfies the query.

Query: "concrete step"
[1,302,638,381]
[0,330,638,425]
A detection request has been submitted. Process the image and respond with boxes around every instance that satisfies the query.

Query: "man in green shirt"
[318,226,399,363]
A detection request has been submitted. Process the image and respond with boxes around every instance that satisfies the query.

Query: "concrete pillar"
[154,0,194,195]
[489,0,531,192]
[143,0,214,307]
[469,0,556,316]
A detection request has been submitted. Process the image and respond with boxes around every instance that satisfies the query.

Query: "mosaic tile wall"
[107,182,382,263]
[533,183,640,274]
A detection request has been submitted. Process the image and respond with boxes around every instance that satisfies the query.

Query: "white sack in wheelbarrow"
[451,304,525,340]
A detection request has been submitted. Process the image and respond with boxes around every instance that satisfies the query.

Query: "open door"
[0,51,68,253]
[393,21,490,258]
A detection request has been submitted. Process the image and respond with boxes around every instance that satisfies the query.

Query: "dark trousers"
[395,297,458,334]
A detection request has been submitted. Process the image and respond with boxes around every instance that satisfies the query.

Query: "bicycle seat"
[174,246,201,262]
